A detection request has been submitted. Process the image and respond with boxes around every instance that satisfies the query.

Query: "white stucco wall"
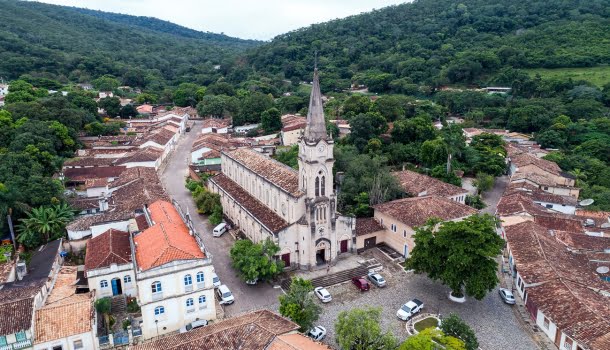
[33,330,97,350]
[91,220,131,238]
[87,263,137,299]
[86,186,108,198]
[533,201,576,215]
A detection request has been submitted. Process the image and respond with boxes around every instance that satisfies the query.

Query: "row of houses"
[496,143,610,350]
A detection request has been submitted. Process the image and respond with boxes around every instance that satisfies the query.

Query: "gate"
[114,331,129,346]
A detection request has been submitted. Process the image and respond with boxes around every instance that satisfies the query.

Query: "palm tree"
[17,203,74,248]
[569,168,587,187]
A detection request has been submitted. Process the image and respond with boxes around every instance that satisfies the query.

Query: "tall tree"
[405,214,504,300]
[279,278,321,332]
[335,307,396,350]
[440,314,479,350]
[398,328,465,350]
[17,203,74,248]
[229,238,284,282]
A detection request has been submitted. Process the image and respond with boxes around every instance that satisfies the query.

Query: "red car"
[351,276,370,291]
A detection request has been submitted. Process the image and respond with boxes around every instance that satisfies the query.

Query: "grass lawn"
[414,317,439,332]
[523,66,610,88]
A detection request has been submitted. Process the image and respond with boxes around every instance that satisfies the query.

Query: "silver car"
[314,287,332,303]
[367,272,386,287]
[499,288,516,305]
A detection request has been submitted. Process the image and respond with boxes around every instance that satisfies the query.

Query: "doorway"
[364,237,376,250]
[111,278,122,296]
[340,240,348,253]
[316,249,326,265]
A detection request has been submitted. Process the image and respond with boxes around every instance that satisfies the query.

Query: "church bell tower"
[297,67,337,265]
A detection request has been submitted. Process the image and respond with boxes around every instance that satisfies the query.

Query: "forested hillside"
[244,0,610,91]
[0,0,260,87]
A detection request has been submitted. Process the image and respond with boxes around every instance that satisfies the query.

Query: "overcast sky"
[34,0,408,40]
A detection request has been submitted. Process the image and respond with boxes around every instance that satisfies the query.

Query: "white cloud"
[33,0,409,40]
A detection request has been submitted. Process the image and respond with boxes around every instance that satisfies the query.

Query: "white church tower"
[297,68,339,266]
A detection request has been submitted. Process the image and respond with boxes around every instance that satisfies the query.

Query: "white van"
[212,223,227,237]
[217,285,234,305]
[211,272,221,288]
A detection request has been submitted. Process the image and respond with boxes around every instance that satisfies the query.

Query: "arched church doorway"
[315,240,330,266]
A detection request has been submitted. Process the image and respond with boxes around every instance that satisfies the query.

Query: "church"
[208,68,355,270]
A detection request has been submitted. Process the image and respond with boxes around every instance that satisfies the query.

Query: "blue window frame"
[184,274,193,286]
[198,295,206,304]
[196,271,204,283]
[100,280,108,288]
[15,331,27,342]
[124,275,131,283]
[154,306,165,315]
[0,336,7,346]
[186,298,194,307]
[151,281,162,293]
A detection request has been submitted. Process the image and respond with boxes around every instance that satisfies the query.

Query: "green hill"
[0,0,260,86]
[244,0,610,92]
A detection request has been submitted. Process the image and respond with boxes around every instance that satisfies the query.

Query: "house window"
[196,271,204,287]
[154,306,165,315]
[543,186,549,190]
[543,317,550,329]
[321,176,326,196]
[186,298,194,307]
[184,274,193,286]
[124,275,131,284]
[563,337,573,350]
[151,281,162,293]
[403,230,407,238]
[391,224,397,232]
[545,204,553,209]
[100,280,108,288]
[73,339,84,349]
[199,295,206,304]
[0,336,6,346]
[15,331,27,342]
[315,177,320,196]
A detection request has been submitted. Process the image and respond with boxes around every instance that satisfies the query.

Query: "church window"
[321,176,326,196]
[315,177,320,196]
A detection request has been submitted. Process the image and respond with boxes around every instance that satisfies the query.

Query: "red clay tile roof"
[67,197,100,211]
[210,174,290,233]
[496,192,547,217]
[117,147,163,164]
[355,217,385,236]
[132,310,299,350]
[135,214,149,231]
[85,229,132,271]
[224,148,303,197]
[145,128,174,146]
[534,215,585,233]
[63,157,118,167]
[511,152,562,175]
[63,166,126,182]
[134,201,204,271]
[374,195,477,227]
[391,170,467,198]
[199,149,221,160]
[554,230,610,251]
[0,286,39,335]
[85,178,108,188]
[269,333,332,350]
[202,118,231,129]
[506,183,578,206]
[34,299,93,344]
[66,211,132,231]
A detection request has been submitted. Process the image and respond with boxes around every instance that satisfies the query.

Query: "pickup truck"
[396,298,424,320]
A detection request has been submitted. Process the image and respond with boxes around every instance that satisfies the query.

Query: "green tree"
[278,278,321,332]
[405,215,504,299]
[119,104,138,118]
[342,95,371,118]
[92,75,119,91]
[440,314,479,350]
[173,83,201,107]
[441,124,466,174]
[229,238,284,282]
[238,92,274,125]
[335,307,396,350]
[95,297,112,332]
[261,107,282,133]
[17,203,74,248]
[98,97,121,117]
[274,145,298,169]
[392,116,437,144]
[398,328,465,350]
[197,95,226,118]
[473,173,494,195]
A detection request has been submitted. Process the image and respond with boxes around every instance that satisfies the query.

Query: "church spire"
[303,67,327,142]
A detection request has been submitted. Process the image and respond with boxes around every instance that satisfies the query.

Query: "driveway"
[481,175,508,215]
[312,249,539,350]
[160,122,281,317]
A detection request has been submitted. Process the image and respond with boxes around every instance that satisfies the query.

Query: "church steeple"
[303,68,327,142]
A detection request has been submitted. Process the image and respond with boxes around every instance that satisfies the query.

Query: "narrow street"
[159,121,281,318]
[481,175,508,215]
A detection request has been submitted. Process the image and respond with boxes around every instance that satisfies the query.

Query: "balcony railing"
[0,339,33,350]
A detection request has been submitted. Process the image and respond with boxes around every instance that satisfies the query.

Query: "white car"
[211,272,221,288]
[307,326,327,341]
[397,298,424,321]
[314,287,332,303]
[216,284,234,305]
[179,319,208,333]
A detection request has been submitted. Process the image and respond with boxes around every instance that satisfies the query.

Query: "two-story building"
[132,201,216,339]
[391,170,470,204]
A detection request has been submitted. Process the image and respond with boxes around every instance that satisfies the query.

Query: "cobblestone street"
[308,249,539,350]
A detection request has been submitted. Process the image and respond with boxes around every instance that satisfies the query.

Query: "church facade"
[208,69,354,270]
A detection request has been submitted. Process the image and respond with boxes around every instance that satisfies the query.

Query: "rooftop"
[210,174,290,233]
[268,333,332,350]
[134,201,204,271]
[510,152,562,176]
[202,118,231,129]
[391,170,467,198]
[355,217,385,236]
[506,183,578,206]
[118,147,163,164]
[35,299,93,344]
[132,310,299,350]
[2,240,61,290]
[63,166,126,182]
[496,192,547,217]
[0,286,39,335]
[63,157,118,168]
[223,148,303,197]
[534,215,585,233]
[66,211,132,231]
[85,229,132,271]
[374,195,477,228]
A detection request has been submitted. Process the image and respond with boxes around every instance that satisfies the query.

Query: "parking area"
[310,249,538,350]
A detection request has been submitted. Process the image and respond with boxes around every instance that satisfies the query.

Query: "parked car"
[307,326,327,341]
[396,298,424,320]
[211,272,221,288]
[245,277,259,285]
[499,288,516,305]
[212,223,227,237]
[314,287,332,303]
[179,319,208,333]
[351,276,370,291]
[367,272,386,287]
[216,284,234,305]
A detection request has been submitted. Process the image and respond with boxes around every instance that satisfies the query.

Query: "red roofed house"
[133,200,215,339]
[280,114,306,146]
[371,195,478,257]
[391,170,469,204]
[84,228,136,299]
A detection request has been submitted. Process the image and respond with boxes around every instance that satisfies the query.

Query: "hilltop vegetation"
[0,0,259,87]
[244,0,610,92]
